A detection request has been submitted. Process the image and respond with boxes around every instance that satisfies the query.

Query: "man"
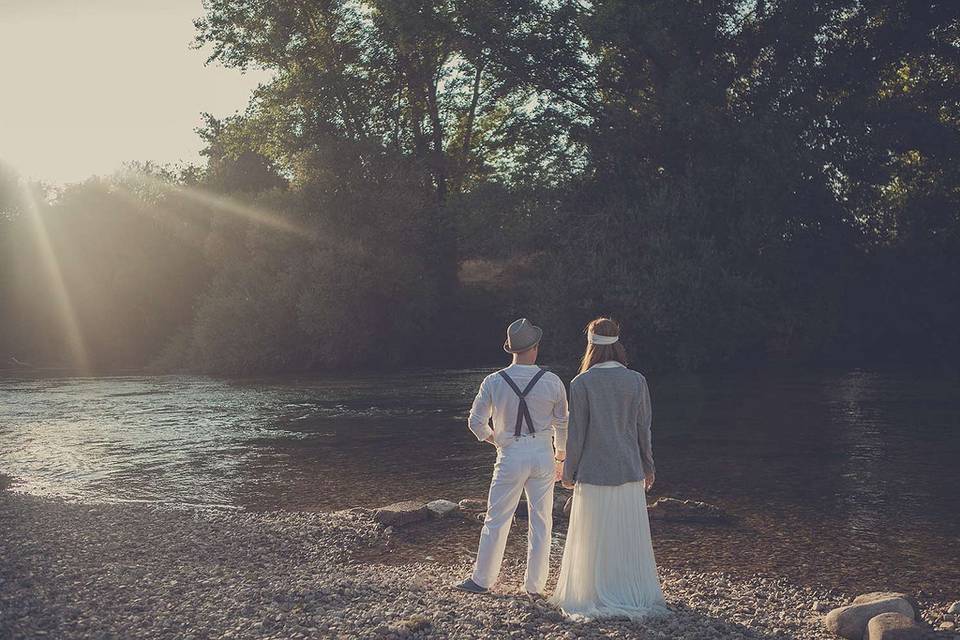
[455,318,569,596]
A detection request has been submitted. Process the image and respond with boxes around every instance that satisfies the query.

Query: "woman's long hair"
[579,317,628,374]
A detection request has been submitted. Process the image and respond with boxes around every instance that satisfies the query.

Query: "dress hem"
[548,599,672,623]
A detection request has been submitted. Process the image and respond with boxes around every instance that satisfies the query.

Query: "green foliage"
[3,1,959,373]
[519,0,960,370]
[193,0,585,192]
[527,183,764,370]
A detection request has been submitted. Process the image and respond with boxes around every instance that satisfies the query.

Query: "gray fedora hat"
[503,318,543,353]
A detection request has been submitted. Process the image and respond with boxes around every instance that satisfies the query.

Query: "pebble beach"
[2,481,956,640]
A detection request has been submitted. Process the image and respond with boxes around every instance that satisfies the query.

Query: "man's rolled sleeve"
[467,376,495,442]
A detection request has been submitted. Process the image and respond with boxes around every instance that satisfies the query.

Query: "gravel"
[1,489,955,640]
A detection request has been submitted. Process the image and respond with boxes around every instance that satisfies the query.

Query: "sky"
[0,0,272,185]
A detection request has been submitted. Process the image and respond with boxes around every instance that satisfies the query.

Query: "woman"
[550,317,669,620]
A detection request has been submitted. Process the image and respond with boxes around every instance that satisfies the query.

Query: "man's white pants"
[472,435,555,593]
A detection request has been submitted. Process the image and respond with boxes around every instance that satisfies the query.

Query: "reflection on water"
[1,368,958,596]
[835,371,888,550]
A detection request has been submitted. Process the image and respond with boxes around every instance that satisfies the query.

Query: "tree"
[194,0,587,300]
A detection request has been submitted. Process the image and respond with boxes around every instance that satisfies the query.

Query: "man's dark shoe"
[454,578,488,594]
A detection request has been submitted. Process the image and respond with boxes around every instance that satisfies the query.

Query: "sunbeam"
[111,170,374,261]
[125,172,309,237]
[19,181,90,373]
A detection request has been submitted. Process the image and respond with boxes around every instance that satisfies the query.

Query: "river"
[1,368,958,598]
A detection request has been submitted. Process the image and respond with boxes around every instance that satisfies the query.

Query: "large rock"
[647,497,728,523]
[373,501,429,527]
[853,593,920,621]
[824,596,917,640]
[425,499,458,519]
[864,612,925,640]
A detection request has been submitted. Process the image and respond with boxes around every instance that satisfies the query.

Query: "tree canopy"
[2,0,958,373]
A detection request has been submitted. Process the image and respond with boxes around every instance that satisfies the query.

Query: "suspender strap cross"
[497,367,548,438]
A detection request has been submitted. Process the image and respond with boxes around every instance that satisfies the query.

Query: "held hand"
[644,473,655,492]
[553,459,564,482]
[561,479,575,490]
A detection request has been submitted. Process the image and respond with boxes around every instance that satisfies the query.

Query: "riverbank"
[1,489,955,640]
[5,370,960,600]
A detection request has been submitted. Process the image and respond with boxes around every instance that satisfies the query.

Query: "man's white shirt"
[467,364,569,452]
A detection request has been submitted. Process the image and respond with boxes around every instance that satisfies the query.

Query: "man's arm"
[467,376,495,443]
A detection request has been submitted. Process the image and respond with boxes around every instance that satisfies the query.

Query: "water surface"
[1,368,957,597]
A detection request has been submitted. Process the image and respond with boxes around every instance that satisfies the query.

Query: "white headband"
[588,332,619,345]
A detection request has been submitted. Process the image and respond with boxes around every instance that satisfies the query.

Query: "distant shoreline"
[3,360,959,382]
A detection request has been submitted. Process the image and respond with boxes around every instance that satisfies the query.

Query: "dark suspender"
[497,367,548,438]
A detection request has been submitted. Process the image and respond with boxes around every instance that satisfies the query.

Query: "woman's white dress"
[550,480,669,621]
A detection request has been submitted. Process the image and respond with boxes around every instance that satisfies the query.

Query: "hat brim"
[503,327,543,354]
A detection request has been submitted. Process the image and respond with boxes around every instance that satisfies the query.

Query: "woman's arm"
[637,375,656,488]
[561,380,589,485]
[551,377,569,458]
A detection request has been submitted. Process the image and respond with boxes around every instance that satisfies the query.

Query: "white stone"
[425,499,458,518]
[647,497,727,522]
[458,498,486,512]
